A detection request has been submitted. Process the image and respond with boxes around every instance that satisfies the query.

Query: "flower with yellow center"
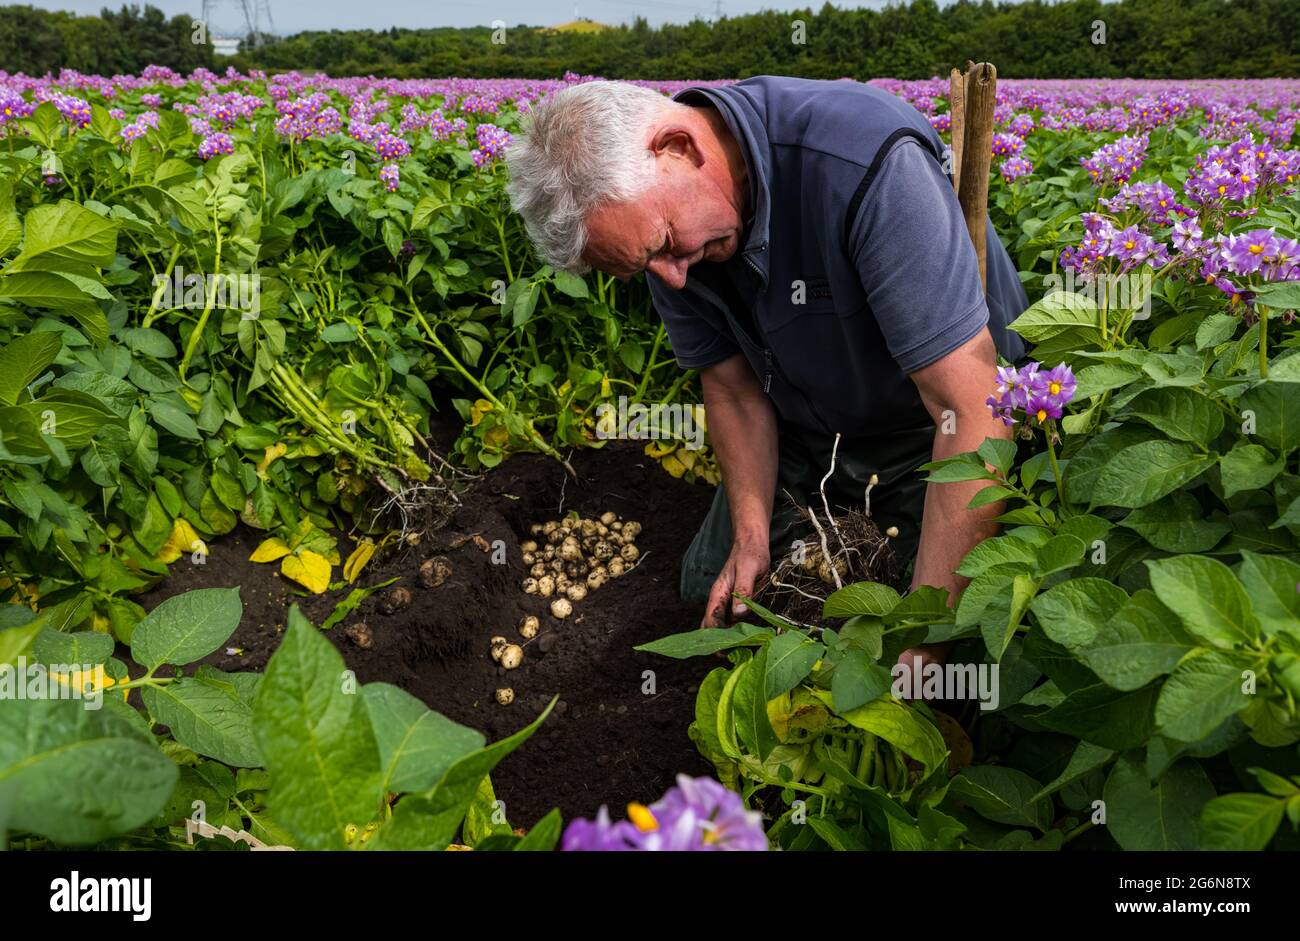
[627,803,658,832]
[1036,408,1048,422]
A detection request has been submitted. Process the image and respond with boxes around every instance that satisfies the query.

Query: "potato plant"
[0,587,558,850]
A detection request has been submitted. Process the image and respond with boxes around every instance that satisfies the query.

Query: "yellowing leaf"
[343,539,378,584]
[644,440,675,459]
[257,441,288,477]
[281,550,332,593]
[484,424,510,448]
[250,536,292,563]
[600,376,612,398]
[677,449,697,469]
[51,666,128,702]
[179,386,204,411]
[469,399,494,427]
[156,517,202,563]
[661,453,687,478]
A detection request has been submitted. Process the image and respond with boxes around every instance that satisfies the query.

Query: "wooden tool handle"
[956,61,997,291]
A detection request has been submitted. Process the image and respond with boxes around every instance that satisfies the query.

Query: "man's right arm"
[698,352,779,627]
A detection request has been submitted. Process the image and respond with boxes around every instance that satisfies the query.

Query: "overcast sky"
[24,0,898,32]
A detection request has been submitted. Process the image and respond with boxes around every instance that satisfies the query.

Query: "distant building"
[212,37,241,56]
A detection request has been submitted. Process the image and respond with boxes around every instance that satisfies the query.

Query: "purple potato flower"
[561,774,767,851]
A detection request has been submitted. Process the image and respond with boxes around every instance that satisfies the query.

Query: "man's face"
[582,160,745,290]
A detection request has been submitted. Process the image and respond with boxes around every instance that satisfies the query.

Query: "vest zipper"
[741,246,836,437]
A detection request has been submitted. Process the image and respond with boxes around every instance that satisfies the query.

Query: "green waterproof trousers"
[679,420,935,604]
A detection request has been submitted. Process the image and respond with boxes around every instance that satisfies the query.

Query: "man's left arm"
[907,328,1011,601]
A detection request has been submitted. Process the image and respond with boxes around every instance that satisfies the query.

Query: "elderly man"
[506,76,1027,643]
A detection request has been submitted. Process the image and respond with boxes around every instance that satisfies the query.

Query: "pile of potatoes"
[518,511,642,620]
[492,512,643,705]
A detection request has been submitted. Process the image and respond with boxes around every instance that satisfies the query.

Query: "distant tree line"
[0,5,214,76]
[1,0,1297,80]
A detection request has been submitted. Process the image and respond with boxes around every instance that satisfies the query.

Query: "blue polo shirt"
[648,76,1028,440]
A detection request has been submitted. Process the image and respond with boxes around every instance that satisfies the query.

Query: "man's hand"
[697,353,779,627]
[702,538,771,627]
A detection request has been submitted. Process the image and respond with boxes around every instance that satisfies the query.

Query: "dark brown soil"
[135,442,718,828]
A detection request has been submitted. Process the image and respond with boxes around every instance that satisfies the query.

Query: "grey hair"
[506,81,686,274]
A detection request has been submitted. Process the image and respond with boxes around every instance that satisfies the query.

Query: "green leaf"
[515,808,564,850]
[1009,290,1101,343]
[1102,754,1214,850]
[977,437,1017,476]
[0,332,62,406]
[0,621,43,667]
[370,698,555,850]
[9,199,118,269]
[1122,387,1223,444]
[1199,793,1287,850]
[1219,443,1284,498]
[1120,492,1230,553]
[956,534,1038,579]
[254,607,385,849]
[130,587,243,669]
[142,677,262,767]
[1079,590,1195,691]
[1155,650,1258,742]
[1038,683,1158,750]
[1090,440,1213,509]
[512,282,540,328]
[0,180,20,258]
[1195,313,1239,350]
[823,581,900,618]
[551,270,589,298]
[830,648,893,712]
[1074,362,1142,399]
[1238,551,1300,635]
[1239,381,1300,454]
[816,693,948,782]
[1029,741,1115,803]
[948,765,1052,831]
[0,698,176,845]
[1064,424,1158,504]
[926,461,997,483]
[981,572,1037,662]
[147,398,201,440]
[1145,555,1260,647]
[809,815,869,850]
[764,632,824,700]
[33,629,114,667]
[1029,578,1128,649]
[634,624,769,659]
[1034,534,1087,576]
[734,644,778,761]
[362,682,485,794]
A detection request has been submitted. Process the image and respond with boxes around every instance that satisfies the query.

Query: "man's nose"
[646,256,689,289]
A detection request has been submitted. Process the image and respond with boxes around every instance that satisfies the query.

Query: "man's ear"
[649,122,705,167]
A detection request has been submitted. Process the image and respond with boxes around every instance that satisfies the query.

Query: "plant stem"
[142,244,182,328]
[633,322,666,402]
[1046,424,1067,507]
[1259,304,1269,378]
